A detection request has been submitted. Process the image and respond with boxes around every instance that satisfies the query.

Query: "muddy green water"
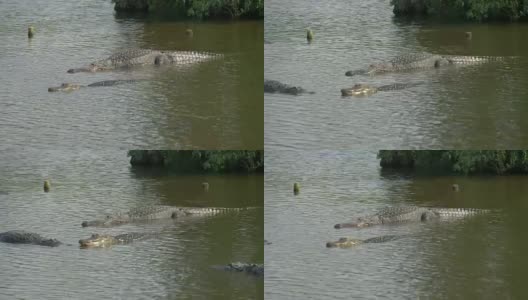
[0,1,263,150]
[0,150,263,299]
[265,0,528,149]
[265,150,528,299]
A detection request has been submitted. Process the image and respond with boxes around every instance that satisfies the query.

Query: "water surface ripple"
[1,1,263,150]
[265,0,528,149]
[0,150,263,299]
[265,150,526,299]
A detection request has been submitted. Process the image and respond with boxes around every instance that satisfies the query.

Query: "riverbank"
[128,150,264,173]
[391,0,528,21]
[378,150,528,174]
[113,0,263,19]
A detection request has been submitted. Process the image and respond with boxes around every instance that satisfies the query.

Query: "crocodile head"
[345,63,388,76]
[48,83,82,92]
[366,63,392,75]
[434,58,450,68]
[341,84,378,97]
[67,63,97,73]
[81,215,129,227]
[334,217,374,228]
[326,237,363,248]
[79,233,116,248]
[67,63,113,73]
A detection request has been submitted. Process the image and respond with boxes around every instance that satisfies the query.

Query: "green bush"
[128,150,264,173]
[113,0,264,19]
[378,150,528,174]
[391,0,528,21]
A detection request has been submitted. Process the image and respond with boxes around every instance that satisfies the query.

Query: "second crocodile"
[213,262,264,276]
[79,232,153,248]
[334,206,490,229]
[341,82,423,97]
[326,235,404,248]
[81,205,256,227]
[345,53,510,77]
[48,79,142,92]
[67,49,222,73]
[264,79,314,95]
[0,230,62,247]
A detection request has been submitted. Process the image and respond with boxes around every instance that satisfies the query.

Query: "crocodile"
[67,49,222,73]
[81,205,255,227]
[214,262,264,276]
[79,232,153,248]
[345,53,509,77]
[326,235,404,248]
[341,82,423,97]
[334,206,490,229]
[48,79,141,92]
[264,79,315,95]
[0,230,62,247]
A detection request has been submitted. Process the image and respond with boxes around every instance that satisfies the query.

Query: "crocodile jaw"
[79,234,115,248]
[326,238,363,248]
[67,64,104,73]
[334,221,372,228]
[341,87,377,97]
[48,83,82,92]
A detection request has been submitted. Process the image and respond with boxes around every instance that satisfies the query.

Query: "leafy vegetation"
[391,0,528,21]
[113,0,263,19]
[128,150,264,173]
[378,150,528,174]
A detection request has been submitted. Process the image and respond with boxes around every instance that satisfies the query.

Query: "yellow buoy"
[28,26,35,38]
[306,29,313,42]
[43,180,51,192]
[293,182,300,195]
[186,29,193,37]
[202,182,209,191]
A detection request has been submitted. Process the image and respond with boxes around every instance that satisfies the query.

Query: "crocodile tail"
[433,207,490,217]
[185,206,258,214]
[444,55,510,64]
[169,51,223,61]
